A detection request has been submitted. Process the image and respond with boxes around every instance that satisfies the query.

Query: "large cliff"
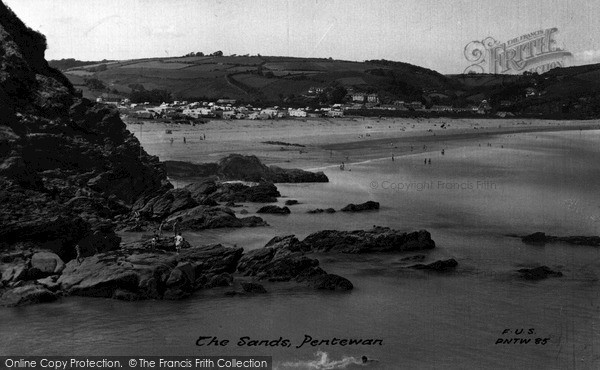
[0,2,171,259]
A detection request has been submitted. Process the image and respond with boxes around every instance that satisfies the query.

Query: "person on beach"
[424,158,427,165]
[170,138,174,145]
[441,149,445,155]
[76,244,83,264]
[392,154,394,161]
[158,220,165,237]
[428,158,431,165]
[183,137,186,144]
[174,233,183,254]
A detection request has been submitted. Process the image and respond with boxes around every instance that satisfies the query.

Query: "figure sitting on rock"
[174,233,184,254]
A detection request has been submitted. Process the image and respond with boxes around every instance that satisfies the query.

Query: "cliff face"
[0,2,171,259]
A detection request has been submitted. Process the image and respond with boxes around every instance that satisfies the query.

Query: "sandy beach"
[126,117,600,170]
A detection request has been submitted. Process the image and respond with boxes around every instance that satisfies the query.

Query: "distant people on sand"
[340,162,345,170]
[170,138,174,145]
[391,154,394,161]
[441,149,445,155]
[183,137,186,144]
[428,158,431,165]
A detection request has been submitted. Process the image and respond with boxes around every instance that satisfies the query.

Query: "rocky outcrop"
[521,232,600,247]
[30,251,65,276]
[1,284,57,306]
[256,205,291,214]
[167,206,268,230]
[307,208,336,214]
[300,226,435,253]
[164,154,328,183]
[285,200,299,206]
[340,201,380,212]
[241,282,267,293]
[0,2,170,261]
[409,259,458,271]
[517,266,563,280]
[55,243,243,300]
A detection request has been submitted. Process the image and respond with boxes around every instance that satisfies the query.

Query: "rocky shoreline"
[1,226,438,306]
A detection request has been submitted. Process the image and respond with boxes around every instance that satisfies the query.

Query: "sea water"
[1,129,599,369]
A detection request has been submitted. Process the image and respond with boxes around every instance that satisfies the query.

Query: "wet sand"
[126,117,600,170]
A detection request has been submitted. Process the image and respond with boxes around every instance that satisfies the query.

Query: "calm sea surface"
[2,129,599,369]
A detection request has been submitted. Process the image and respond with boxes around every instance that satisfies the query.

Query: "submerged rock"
[409,259,458,271]
[256,205,291,215]
[521,232,600,247]
[241,282,267,293]
[340,201,380,212]
[301,226,435,253]
[517,266,563,280]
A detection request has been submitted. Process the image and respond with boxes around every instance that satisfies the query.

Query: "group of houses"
[123,99,347,121]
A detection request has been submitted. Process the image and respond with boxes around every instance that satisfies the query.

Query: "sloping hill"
[57,55,459,103]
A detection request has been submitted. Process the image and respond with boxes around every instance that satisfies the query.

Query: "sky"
[4,0,600,74]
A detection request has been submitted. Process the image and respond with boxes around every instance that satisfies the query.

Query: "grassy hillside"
[58,55,459,104]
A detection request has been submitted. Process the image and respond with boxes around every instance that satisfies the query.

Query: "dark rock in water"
[240,216,268,227]
[399,255,426,262]
[409,259,458,271]
[257,205,291,215]
[237,235,352,290]
[307,208,336,214]
[517,266,563,280]
[307,274,354,291]
[164,154,328,183]
[112,289,139,301]
[521,232,549,244]
[341,201,380,212]
[268,166,329,183]
[522,232,600,247]
[205,272,234,288]
[1,285,58,306]
[301,226,435,253]
[241,282,267,293]
[555,236,600,246]
[285,199,299,206]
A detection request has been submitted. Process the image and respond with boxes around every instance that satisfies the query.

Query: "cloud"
[150,25,183,37]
